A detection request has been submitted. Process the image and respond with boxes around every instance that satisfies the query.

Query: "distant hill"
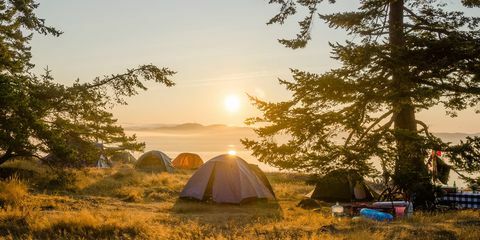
[124,123,251,133]
[433,132,480,144]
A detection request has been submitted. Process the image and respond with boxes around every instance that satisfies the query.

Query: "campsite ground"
[0,160,479,240]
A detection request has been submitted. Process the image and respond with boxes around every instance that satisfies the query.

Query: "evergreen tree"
[242,0,480,206]
[0,0,175,167]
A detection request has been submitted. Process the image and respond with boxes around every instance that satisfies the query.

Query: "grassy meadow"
[0,160,479,240]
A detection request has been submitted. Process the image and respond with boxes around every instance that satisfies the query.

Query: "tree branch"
[0,148,13,165]
[416,119,434,138]
[345,110,394,148]
[451,167,477,184]
[415,79,480,95]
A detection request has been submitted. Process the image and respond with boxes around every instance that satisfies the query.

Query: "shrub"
[115,186,144,202]
[0,176,28,207]
[111,168,142,185]
[37,170,76,191]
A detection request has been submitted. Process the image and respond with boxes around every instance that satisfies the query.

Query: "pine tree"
[0,0,175,167]
[242,0,480,206]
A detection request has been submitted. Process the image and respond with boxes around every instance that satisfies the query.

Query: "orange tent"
[172,153,203,169]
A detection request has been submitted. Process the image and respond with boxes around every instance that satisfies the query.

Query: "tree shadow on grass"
[171,198,284,226]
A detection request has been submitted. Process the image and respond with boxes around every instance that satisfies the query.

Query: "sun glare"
[224,95,240,113]
[228,150,237,155]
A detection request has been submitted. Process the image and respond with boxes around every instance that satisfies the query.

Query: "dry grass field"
[0,160,479,240]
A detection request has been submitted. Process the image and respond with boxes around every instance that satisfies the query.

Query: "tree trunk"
[389,0,433,207]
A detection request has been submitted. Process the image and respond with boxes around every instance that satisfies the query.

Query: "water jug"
[331,202,344,217]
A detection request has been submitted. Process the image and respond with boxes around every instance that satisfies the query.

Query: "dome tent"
[110,151,136,164]
[172,153,203,169]
[180,154,275,203]
[306,170,374,202]
[135,150,174,173]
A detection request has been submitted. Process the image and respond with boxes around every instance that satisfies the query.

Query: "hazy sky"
[31,1,480,132]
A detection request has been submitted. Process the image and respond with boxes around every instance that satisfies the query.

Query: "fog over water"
[126,123,479,188]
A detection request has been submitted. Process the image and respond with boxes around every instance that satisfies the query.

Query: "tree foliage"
[243,0,480,202]
[0,0,175,167]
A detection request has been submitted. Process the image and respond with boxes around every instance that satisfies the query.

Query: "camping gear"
[437,192,480,209]
[172,153,203,169]
[427,150,451,184]
[372,201,413,217]
[135,150,174,173]
[180,154,275,203]
[360,208,393,222]
[110,151,136,164]
[331,202,344,217]
[343,202,395,217]
[394,206,406,218]
[306,170,374,202]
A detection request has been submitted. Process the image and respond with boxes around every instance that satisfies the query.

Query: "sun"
[228,150,237,155]
[224,95,240,113]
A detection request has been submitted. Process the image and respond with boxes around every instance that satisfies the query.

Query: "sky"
[30,0,480,132]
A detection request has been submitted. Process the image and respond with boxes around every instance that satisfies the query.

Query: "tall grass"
[0,162,479,239]
[0,176,28,207]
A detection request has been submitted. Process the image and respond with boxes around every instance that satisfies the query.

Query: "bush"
[115,186,144,202]
[0,176,28,207]
[111,168,142,185]
[44,170,78,191]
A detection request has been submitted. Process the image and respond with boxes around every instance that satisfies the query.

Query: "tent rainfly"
[110,151,136,164]
[172,153,203,169]
[180,154,275,203]
[135,150,174,173]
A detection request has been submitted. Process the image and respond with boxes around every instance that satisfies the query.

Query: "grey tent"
[307,170,374,202]
[248,164,275,197]
[96,154,111,168]
[95,143,111,168]
[135,150,174,172]
[180,154,275,203]
[110,151,136,164]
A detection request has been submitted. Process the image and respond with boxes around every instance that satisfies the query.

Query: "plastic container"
[331,202,344,217]
[394,206,406,218]
[372,201,413,217]
[359,208,393,222]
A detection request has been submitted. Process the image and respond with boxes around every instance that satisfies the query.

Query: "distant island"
[123,123,251,133]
